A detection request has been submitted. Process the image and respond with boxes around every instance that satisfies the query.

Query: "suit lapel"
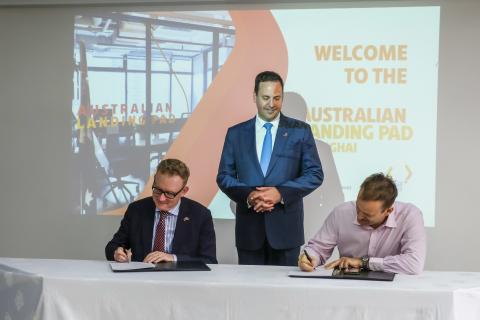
[172,199,188,251]
[266,114,290,177]
[141,198,156,256]
[244,117,264,177]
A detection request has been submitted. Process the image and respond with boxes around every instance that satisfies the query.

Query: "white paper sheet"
[288,267,332,277]
[109,261,155,271]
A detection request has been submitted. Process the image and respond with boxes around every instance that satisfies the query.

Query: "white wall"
[427,0,480,271]
[0,0,479,271]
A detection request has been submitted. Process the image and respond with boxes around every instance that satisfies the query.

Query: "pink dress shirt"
[304,201,426,274]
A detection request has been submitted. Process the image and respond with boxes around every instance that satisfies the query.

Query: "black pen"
[123,247,131,262]
[303,249,312,263]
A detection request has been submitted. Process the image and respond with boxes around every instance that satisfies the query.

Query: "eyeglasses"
[152,185,184,199]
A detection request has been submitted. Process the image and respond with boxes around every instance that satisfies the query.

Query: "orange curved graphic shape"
[166,10,289,206]
[104,10,288,216]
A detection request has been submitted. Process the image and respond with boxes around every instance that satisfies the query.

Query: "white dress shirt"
[255,114,280,163]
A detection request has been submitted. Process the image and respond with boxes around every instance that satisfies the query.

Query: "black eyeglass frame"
[152,184,185,199]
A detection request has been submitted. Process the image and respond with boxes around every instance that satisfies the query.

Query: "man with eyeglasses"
[105,158,217,264]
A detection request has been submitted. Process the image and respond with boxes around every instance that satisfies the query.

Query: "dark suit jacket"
[105,197,217,264]
[217,113,323,250]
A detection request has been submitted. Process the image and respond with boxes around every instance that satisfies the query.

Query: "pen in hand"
[123,247,132,262]
[299,249,317,272]
[304,249,314,265]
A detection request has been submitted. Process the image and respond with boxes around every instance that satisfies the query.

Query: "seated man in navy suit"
[105,158,217,264]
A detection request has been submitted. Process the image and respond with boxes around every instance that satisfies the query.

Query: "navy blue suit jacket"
[105,197,217,264]
[217,113,323,250]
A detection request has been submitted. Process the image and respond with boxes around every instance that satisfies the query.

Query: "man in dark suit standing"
[217,71,323,266]
[106,159,217,264]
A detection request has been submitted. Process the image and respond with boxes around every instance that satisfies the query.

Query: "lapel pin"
[283,132,288,137]
[183,217,190,222]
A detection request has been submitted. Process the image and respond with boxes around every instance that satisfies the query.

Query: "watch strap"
[361,256,370,270]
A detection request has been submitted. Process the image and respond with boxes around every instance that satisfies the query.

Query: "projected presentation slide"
[71,7,439,227]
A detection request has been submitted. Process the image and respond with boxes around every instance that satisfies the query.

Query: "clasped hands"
[114,247,174,263]
[248,187,282,213]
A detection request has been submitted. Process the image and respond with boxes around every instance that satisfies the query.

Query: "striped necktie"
[153,211,169,252]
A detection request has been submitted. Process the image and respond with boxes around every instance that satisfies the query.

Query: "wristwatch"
[361,256,370,271]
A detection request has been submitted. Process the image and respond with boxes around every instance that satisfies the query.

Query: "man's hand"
[298,252,317,272]
[247,190,272,213]
[253,200,275,212]
[254,187,281,204]
[114,247,132,262]
[248,187,282,213]
[324,257,362,270]
[143,251,174,263]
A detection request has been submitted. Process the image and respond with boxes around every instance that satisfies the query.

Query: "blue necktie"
[260,122,273,176]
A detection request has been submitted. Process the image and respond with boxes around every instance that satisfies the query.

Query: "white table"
[1,258,480,320]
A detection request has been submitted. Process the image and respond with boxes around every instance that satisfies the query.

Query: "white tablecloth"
[1,258,480,320]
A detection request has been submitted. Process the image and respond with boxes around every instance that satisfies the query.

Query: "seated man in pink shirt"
[299,173,426,275]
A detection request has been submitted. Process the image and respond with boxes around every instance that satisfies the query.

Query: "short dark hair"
[358,173,398,210]
[254,71,284,95]
[155,158,190,184]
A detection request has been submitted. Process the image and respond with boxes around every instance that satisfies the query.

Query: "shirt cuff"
[172,254,177,262]
[368,257,384,271]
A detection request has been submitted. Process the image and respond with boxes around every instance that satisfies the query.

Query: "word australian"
[77,102,172,116]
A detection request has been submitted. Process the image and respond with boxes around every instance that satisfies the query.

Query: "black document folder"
[288,269,395,281]
[110,261,211,272]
